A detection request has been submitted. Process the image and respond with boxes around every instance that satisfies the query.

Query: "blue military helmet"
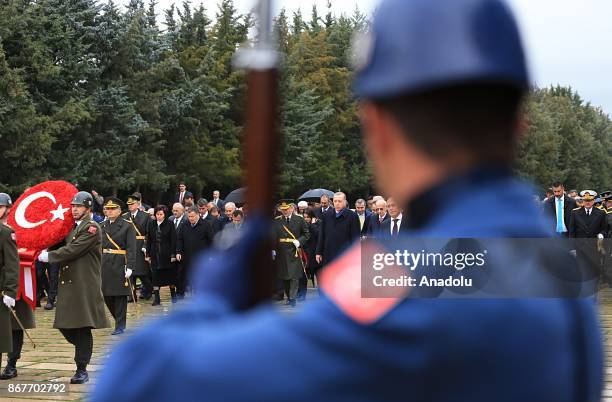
[354,0,530,100]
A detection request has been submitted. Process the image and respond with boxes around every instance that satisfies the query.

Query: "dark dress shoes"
[70,369,89,384]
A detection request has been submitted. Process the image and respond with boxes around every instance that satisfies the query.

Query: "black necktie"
[286,217,290,223]
[392,219,399,236]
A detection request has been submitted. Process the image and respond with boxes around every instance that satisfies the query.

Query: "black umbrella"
[225,187,247,206]
[298,188,335,202]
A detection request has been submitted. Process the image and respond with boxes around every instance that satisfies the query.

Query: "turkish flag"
[7,181,78,309]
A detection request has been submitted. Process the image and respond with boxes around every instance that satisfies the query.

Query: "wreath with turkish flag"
[6,181,78,308]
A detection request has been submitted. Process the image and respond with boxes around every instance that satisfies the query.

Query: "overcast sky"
[129,0,612,114]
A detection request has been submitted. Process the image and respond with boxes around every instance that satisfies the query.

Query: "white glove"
[3,295,15,309]
[569,250,577,257]
[125,268,133,278]
[141,247,147,254]
[38,250,49,262]
[598,233,604,240]
[292,239,300,249]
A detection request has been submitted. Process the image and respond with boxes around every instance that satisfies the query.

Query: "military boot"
[152,290,161,306]
[70,364,89,384]
[0,359,18,380]
[44,297,55,310]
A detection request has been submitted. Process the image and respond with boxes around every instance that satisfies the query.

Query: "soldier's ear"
[360,102,394,156]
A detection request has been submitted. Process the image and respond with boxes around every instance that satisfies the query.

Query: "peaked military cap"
[579,190,597,201]
[104,197,123,209]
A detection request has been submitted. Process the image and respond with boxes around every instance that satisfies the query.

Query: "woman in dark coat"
[145,205,177,306]
[302,208,321,286]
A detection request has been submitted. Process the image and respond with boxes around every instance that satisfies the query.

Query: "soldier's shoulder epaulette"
[572,207,581,211]
[123,218,132,223]
[274,215,282,220]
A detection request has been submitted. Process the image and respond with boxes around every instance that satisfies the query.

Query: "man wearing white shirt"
[544,182,575,237]
[381,197,405,237]
[169,203,186,233]
[174,183,188,206]
[211,191,225,211]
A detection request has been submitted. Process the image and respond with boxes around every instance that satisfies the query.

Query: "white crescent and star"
[14,191,70,229]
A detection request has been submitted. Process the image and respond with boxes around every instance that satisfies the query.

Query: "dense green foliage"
[0,0,610,203]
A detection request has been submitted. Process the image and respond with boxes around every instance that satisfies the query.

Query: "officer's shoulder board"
[572,207,582,211]
[123,218,132,224]
[275,215,282,220]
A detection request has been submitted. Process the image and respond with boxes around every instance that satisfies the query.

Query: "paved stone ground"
[0,287,306,401]
[1,287,612,401]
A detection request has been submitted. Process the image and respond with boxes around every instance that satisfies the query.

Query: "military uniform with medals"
[273,200,310,306]
[569,190,607,287]
[43,191,109,384]
[100,197,137,335]
[122,194,152,300]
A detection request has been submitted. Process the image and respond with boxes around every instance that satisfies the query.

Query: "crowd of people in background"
[33,181,612,315]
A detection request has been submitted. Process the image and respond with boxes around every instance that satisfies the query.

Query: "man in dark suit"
[569,190,607,292]
[314,194,332,219]
[169,203,187,234]
[367,198,390,237]
[174,183,189,206]
[220,202,236,226]
[316,192,360,266]
[380,197,409,237]
[543,182,576,236]
[176,207,214,299]
[206,205,224,234]
[211,190,225,212]
[354,199,372,237]
[197,199,211,220]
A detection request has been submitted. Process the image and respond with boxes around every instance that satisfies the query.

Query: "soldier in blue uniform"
[93,1,603,401]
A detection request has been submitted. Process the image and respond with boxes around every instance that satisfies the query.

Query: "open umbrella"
[298,188,335,202]
[225,187,247,206]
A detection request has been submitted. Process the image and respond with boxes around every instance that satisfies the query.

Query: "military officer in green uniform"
[38,191,109,384]
[0,193,35,380]
[0,193,20,372]
[101,197,136,335]
[273,200,310,307]
[123,193,152,301]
